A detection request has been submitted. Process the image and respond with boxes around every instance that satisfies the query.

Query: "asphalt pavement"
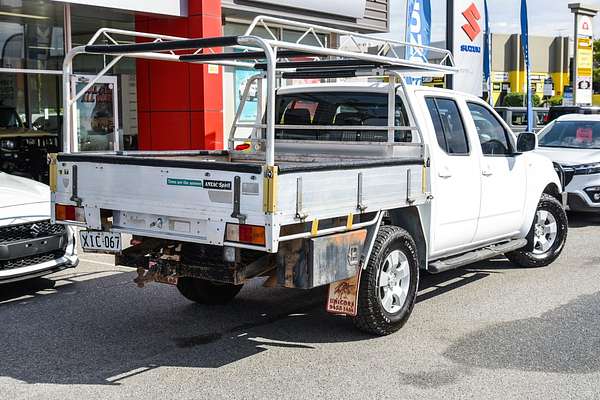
[1,212,600,400]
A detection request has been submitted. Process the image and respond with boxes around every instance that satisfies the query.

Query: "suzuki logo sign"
[452,0,484,96]
[461,3,482,41]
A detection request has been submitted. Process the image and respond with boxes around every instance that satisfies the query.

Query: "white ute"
[1,173,77,284]
[51,17,567,335]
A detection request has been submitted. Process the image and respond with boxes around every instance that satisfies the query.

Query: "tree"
[502,92,541,107]
[593,40,600,91]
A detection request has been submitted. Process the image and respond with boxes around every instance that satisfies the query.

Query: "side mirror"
[516,132,537,152]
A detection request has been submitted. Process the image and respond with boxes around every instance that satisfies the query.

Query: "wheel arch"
[542,182,561,202]
[519,154,564,237]
[386,206,428,270]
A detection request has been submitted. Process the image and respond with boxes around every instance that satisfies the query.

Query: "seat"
[277,108,313,140]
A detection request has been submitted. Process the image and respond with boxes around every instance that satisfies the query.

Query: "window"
[511,111,527,126]
[468,102,513,155]
[538,120,600,149]
[425,97,469,155]
[274,92,411,142]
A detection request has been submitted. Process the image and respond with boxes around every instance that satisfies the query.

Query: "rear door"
[465,101,527,242]
[421,94,481,256]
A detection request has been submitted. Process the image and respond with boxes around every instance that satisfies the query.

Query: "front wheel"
[353,226,419,336]
[176,277,243,305]
[506,194,568,268]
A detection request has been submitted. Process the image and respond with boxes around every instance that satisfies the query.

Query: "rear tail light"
[225,223,265,246]
[235,143,251,151]
[55,204,86,223]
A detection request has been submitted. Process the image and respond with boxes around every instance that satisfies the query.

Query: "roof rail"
[78,17,456,76]
[245,15,455,72]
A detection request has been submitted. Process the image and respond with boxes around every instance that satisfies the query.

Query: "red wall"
[135,0,223,150]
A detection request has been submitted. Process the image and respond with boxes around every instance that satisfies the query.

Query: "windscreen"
[0,108,22,129]
[274,91,411,142]
[538,120,600,149]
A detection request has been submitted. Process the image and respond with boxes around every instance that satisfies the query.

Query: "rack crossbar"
[180,49,314,62]
[84,36,240,54]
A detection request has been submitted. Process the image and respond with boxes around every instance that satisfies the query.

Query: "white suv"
[0,173,78,284]
[536,114,600,212]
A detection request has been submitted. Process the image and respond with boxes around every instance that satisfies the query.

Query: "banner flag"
[520,0,534,131]
[451,0,485,96]
[405,0,431,85]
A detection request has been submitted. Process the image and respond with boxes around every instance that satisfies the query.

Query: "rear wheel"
[506,194,568,268]
[176,277,243,305]
[353,226,419,336]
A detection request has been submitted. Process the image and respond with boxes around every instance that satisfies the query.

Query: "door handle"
[482,168,493,176]
[438,166,452,178]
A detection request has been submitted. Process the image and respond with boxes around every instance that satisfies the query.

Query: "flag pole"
[483,0,493,105]
[520,0,534,132]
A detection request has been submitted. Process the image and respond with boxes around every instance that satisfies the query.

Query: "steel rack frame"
[61,15,458,168]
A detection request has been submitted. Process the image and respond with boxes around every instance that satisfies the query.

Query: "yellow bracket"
[311,219,319,236]
[346,213,354,230]
[48,153,58,192]
[263,165,279,213]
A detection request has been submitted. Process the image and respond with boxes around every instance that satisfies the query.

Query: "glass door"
[71,74,119,151]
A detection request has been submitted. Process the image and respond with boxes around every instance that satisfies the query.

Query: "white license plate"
[79,230,122,253]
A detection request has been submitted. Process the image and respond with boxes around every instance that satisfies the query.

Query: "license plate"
[79,230,122,253]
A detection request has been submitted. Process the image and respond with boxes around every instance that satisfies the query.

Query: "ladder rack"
[61,15,458,166]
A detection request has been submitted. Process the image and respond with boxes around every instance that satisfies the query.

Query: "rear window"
[274,91,411,142]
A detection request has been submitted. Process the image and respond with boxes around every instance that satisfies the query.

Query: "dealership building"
[0,0,390,152]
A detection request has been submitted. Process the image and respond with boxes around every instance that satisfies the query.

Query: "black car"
[548,105,600,123]
[0,106,59,184]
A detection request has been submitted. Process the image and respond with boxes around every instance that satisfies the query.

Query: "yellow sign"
[577,38,593,76]
[578,37,592,49]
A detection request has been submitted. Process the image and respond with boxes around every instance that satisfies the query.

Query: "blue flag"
[520,0,533,131]
[405,0,431,85]
[483,0,492,104]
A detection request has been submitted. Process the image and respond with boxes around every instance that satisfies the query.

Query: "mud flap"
[326,269,361,316]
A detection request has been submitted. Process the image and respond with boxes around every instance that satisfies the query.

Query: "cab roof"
[554,114,600,122]
[276,82,481,101]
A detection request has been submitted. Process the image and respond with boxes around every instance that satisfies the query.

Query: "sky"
[384,0,600,42]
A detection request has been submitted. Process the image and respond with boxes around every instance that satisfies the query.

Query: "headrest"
[283,108,311,125]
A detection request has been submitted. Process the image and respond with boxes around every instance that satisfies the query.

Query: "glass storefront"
[0,0,138,182]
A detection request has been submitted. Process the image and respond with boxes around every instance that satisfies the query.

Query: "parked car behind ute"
[1,172,78,284]
[536,114,600,212]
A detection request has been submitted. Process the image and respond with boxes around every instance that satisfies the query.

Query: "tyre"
[353,225,419,336]
[176,277,243,305]
[506,194,568,268]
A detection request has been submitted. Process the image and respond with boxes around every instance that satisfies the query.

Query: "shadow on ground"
[444,291,600,373]
[568,211,600,228]
[0,278,56,303]
[0,270,367,385]
[0,257,517,385]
